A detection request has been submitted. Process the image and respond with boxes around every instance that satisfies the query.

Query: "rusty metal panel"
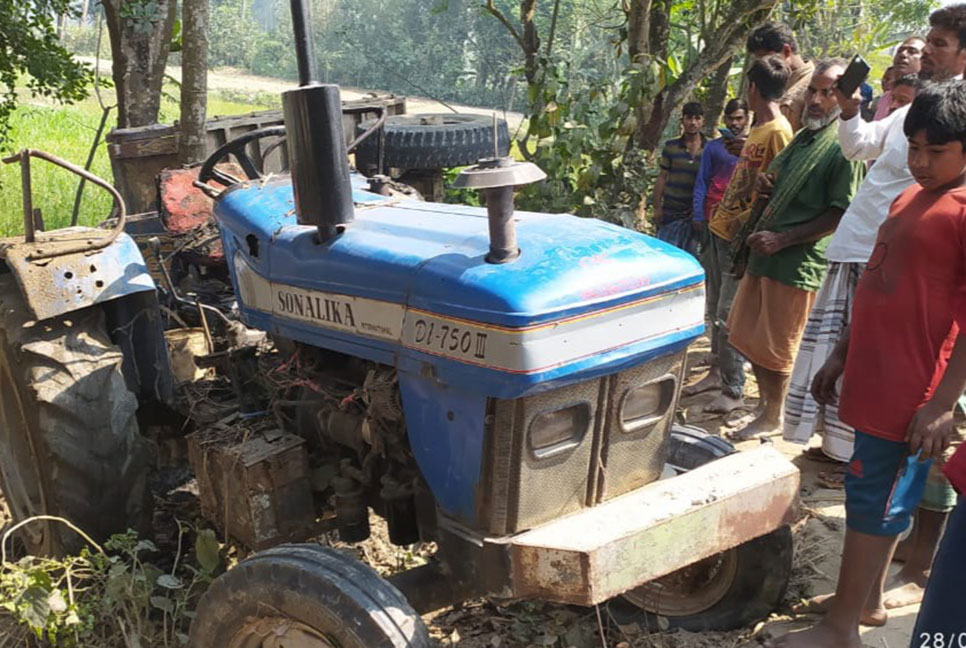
[506,445,799,606]
[187,426,317,550]
[0,229,156,322]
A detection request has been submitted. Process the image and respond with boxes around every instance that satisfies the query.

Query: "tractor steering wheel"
[198,126,287,187]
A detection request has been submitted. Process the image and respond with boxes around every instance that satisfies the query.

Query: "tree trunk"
[80,0,90,25]
[180,0,209,164]
[704,56,733,133]
[648,0,672,62]
[635,0,779,151]
[102,0,178,128]
[520,0,540,83]
[627,0,654,63]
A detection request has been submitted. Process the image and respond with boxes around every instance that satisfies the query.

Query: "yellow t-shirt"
[709,115,794,242]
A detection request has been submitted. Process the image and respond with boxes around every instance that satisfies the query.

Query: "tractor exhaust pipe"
[283,0,353,242]
[452,156,546,264]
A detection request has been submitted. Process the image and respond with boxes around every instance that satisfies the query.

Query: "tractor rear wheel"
[609,425,793,631]
[0,275,152,555]
[189,544,431,647]
[355,113,510,171]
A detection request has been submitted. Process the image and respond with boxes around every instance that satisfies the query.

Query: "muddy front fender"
[0,228,172,403]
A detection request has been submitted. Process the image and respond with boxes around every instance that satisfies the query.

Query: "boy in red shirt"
[772,82,966,648]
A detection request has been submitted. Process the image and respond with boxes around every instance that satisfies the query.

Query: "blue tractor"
[0,2,800,644]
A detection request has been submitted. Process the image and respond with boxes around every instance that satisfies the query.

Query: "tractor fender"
[1,228,156,322]
[1,228,173,404]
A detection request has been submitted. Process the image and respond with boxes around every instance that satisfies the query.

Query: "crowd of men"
[650,7,966,648]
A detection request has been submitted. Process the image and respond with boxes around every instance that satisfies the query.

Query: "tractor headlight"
[620,377,675,432]
[528,403,591,459]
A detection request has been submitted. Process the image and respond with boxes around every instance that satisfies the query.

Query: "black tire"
[355,113,510,170]
[189,543,431,648]
[0,274,152,555]
[609,425,793,632]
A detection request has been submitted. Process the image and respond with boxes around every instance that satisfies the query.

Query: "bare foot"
[725,413,783,441]
[883,578,927,609]
[683,369,721,396]
[791,593,887,627]
[767,620,863,648]
[703,392,744,414]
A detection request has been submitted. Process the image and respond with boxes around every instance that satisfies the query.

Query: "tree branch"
[546,0,562,57]
[483,0,525,51]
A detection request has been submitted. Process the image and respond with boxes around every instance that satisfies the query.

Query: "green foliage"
[0,524,222,646]
[208,2,264,70]
[0,0,91,151]
[119,0,168,35]
[515,57,661,228]
[783,0,939,58]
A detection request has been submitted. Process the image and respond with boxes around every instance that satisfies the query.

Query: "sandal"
[801,446,841,464]
[817,465,847,489]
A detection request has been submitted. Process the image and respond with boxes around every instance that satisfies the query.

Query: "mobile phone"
[837,54,871,97]
[718,127,735,140]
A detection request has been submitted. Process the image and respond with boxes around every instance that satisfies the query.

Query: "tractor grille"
[478,349,686,536]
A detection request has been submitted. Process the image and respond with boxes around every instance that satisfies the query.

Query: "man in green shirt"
[726,59,866,441]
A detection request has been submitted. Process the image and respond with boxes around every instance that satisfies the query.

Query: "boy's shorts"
[845,431,932,536]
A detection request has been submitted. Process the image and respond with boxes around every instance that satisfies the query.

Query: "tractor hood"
[216,178,704,397]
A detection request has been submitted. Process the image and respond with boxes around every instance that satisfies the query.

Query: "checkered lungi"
[783,261,865,462]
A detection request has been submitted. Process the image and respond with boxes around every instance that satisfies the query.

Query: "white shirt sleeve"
[837,107,906,161]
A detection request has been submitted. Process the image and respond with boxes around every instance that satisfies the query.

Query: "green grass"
[0,84,272,237]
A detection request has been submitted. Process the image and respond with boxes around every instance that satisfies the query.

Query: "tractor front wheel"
[189,544,431,648]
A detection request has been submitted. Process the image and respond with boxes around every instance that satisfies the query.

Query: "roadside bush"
[251,38,297,81]
[60,26,110,60]
[514,58,662,229]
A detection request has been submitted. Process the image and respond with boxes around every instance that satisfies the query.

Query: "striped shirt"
[658,135,705,215]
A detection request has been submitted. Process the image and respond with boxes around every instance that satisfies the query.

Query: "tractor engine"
[283,345,425,545]
[277,335,685,546]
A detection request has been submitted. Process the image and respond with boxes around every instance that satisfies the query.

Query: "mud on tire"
[189,543,431,647]
[0,274,152,555]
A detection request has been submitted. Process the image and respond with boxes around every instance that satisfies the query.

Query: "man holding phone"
[785,21,965,477]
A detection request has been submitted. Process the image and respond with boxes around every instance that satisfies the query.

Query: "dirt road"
[77,57,526,132]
